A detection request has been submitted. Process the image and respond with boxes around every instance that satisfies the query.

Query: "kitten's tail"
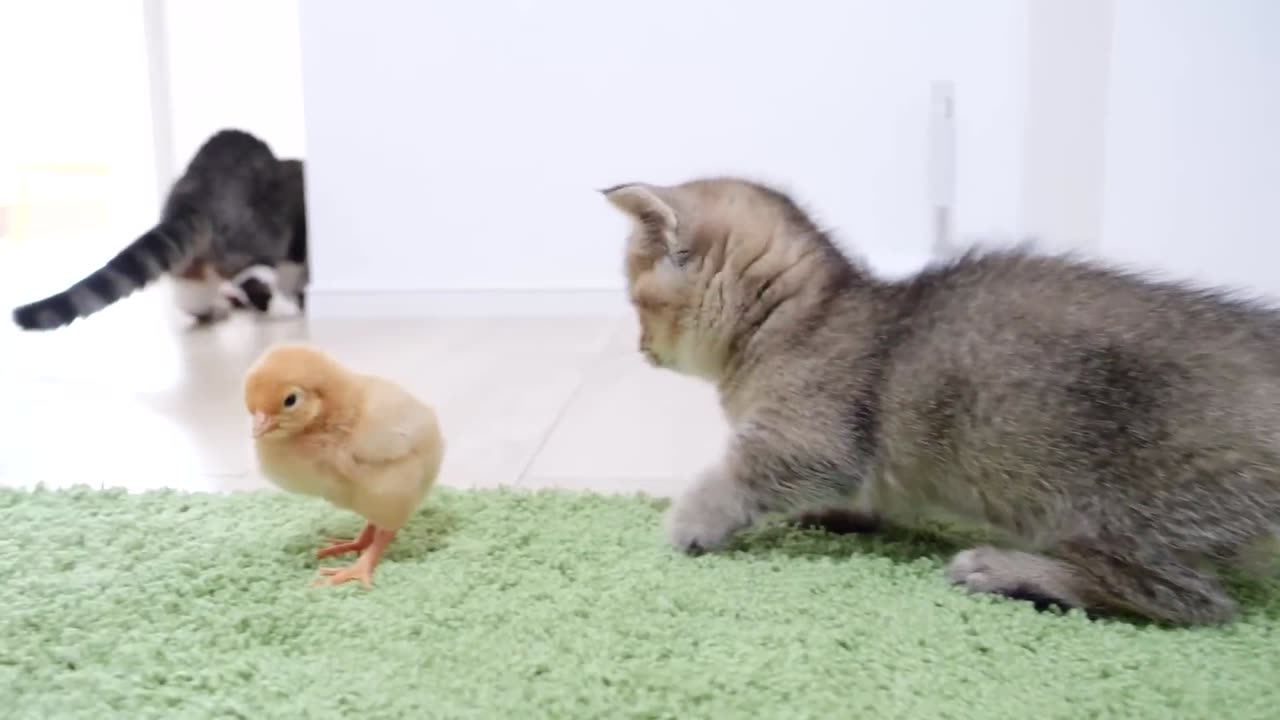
[11,210,208,331]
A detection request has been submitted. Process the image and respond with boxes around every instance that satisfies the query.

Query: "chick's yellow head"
[243,344,342,439]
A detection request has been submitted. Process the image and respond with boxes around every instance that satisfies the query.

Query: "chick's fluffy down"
[244,343,444,531]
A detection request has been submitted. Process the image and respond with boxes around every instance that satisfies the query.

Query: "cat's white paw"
[665,501,740,554]
[173,276,225,317]
[265,294,302,319]
[191,302,231,325]
[664,471,752,554]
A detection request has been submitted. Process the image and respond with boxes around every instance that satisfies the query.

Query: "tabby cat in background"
[604,177,1280,625]
[11,129,307,330]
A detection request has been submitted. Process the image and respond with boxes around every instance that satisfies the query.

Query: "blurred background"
[1,0,1277,318]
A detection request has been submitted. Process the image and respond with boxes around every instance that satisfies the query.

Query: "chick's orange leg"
[315,527,397,588]
[315,522,375,559]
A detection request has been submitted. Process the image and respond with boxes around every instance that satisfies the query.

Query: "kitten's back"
[865,249,1280,552]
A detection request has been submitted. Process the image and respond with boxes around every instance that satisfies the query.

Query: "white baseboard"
[306,289,630,318]
[305,251,936,319]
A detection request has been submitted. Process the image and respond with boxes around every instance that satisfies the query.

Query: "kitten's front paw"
[664,486,750,555]
[665,502,738,554]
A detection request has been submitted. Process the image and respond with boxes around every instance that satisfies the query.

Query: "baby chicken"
[243,343,444,587]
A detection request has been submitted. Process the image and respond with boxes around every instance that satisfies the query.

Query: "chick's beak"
[252,411,277,438]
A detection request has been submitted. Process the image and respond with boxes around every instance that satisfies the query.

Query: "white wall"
[0,1,158,303]
[299,0,1031,313]
[158,0,307,178]
[0,1,156,239]
[1100,0,1280,296]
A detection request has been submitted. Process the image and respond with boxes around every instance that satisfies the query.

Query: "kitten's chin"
[671,339,726,381]
[658,356,725,384]
[643,350,693,377]
[641,338,724,380]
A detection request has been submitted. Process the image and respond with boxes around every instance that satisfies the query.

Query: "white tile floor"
[0,286,726,497]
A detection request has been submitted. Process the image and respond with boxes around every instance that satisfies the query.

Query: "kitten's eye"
[283,393,298,408]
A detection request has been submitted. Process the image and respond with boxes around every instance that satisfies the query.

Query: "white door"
[299,0,1032,312]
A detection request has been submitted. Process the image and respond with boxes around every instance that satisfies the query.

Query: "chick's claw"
[314,563,375,589]
[315,523,375,558]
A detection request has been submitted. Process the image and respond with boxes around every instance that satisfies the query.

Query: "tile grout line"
[512,321,625,488]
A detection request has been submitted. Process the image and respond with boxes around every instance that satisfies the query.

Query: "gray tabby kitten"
[12,129,307,330]
[603,177,1280,625]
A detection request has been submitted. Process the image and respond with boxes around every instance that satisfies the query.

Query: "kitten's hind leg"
[946,546,1084,613]
[946,543,1237,624]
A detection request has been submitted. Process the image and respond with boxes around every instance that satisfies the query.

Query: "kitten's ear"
[600,183,678,233]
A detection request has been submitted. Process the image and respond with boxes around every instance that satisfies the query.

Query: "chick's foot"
[315,523,376,559]
[314,527,397,589]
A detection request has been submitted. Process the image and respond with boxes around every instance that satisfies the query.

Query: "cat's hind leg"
[945,543,1236,624]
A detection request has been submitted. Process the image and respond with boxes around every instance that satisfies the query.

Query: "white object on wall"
[929,80,957,258]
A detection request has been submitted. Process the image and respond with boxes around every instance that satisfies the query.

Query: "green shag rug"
[2,488,1278,720]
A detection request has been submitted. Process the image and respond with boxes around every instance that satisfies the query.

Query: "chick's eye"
[283,393,298,408]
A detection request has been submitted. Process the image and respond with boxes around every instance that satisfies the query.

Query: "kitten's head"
[602,178,854,380]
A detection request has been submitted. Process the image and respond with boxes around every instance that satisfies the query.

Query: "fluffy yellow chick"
[243,343,444,587]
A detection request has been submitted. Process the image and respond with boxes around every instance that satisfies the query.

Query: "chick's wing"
[348,377,439,466]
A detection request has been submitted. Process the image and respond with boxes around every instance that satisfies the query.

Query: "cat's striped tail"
[11,210,207,331]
